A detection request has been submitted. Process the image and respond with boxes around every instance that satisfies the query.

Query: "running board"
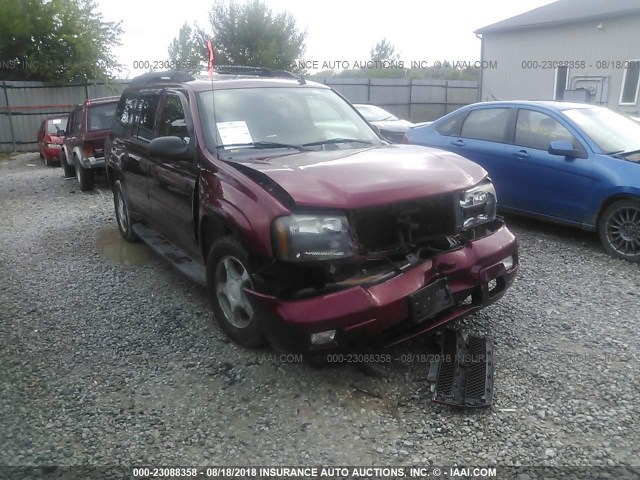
[132,224,206,286]
[427,329,494,407]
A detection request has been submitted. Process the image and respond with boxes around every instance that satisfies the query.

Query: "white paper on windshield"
[217,121,253,146]
[52,118,62,124]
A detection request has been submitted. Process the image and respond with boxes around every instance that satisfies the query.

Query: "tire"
[598,199,640,262]
[60,151,75,178]
[113,180,138,242]
[74,156,95,191]
[43,155,50,167]
[206,236,266,347]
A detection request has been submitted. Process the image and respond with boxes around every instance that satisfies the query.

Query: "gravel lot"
[1,153,639,473]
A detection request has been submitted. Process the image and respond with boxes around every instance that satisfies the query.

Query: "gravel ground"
[1,153,639,473]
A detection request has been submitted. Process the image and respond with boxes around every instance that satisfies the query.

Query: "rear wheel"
[113,180,138,242]
[598,199,640,262]
[74,156,95,191]
[206,236,266,347]
[60,151,75,178]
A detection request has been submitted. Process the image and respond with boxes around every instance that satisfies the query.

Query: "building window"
[619,60,640,105]
[554,66,569,100]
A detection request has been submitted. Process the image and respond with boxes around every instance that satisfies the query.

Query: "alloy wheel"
[116,190,129,233]
[605,205,640,257]
[215,255,254,329]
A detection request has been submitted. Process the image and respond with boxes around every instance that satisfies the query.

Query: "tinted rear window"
[87,103,117,132]
[46,118,68,135]
[435,110,467,136]
[460,108,511,143]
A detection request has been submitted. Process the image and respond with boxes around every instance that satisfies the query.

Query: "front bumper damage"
[246,220,518,353]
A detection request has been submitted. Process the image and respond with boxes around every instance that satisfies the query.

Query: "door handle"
[513,150,530,159]
[450,139,465,147]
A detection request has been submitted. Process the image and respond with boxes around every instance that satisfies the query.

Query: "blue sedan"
[405,101,640,262]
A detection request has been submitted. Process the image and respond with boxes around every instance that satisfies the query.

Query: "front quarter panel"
[586,154,640,227]
[198,161,290,258]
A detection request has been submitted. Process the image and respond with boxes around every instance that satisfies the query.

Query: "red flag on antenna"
[207,39,215,79]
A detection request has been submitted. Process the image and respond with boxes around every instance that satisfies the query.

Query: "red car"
[37,116,68,166]
[106,69,519,355]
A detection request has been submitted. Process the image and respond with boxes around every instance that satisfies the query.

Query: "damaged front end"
[244,179,517,353]
[254,182,502,301]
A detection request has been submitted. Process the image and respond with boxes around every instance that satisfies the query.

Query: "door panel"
[501,109,595,222]
[446,107,513,204]
[147,91,199,259]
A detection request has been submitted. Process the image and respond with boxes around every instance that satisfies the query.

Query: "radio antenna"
[206,38,219,147]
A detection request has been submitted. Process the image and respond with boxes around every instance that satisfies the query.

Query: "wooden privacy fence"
[0,78,478,153]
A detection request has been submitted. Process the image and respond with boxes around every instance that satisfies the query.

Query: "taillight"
[83,144,95,157]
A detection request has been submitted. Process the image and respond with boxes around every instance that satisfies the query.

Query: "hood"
[45,133,64,144]
[241,144,487,209]
[371,119,414,133]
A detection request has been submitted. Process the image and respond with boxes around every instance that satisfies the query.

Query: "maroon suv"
[61,96,119,191]
[105,69,518,354]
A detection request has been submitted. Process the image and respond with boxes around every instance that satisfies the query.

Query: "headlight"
[272,214,354,261]
[460,180,497,228]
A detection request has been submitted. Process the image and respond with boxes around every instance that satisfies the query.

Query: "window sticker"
[216,121,253,146]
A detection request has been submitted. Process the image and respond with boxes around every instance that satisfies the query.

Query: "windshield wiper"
[302,138,375,147]
[218,141,310,151]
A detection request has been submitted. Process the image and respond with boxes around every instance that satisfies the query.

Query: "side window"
[515,109,577,151]
[436,110,467,136]
[133,92,160,141]
[158,94,190,143]
[460,108,510,142]
[69,109,82,133]
[115,92,137,130]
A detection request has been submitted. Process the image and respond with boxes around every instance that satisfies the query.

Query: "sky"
[97,0,556,78]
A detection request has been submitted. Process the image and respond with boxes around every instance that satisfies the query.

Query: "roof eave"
[475,8,640,34]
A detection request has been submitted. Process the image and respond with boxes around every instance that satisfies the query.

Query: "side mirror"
[548,140,587,159]
[149,136,190,159]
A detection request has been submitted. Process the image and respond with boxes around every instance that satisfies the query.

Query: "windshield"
[198,87,381,153]
[356,104,399,122]
[563,107,640,154]
[87,103,117,132]
[46,117,67,135]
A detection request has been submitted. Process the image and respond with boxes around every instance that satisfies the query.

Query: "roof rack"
[129,70,196,86]
[128,66,301,87]
[84,95,120,103]
[213,65,298,79]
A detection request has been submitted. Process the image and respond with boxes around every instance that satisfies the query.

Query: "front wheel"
[598,199,640,262]
[74,156,95,191]
[206,236,266,347]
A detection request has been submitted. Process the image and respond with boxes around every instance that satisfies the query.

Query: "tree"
[370,38,400,63]
[206,0,306,70]
[168,22,207,71]
[0,0,123,82]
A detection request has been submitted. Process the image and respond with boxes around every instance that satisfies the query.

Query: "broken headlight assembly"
[272,214,354,261]
[460,180,497,228]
